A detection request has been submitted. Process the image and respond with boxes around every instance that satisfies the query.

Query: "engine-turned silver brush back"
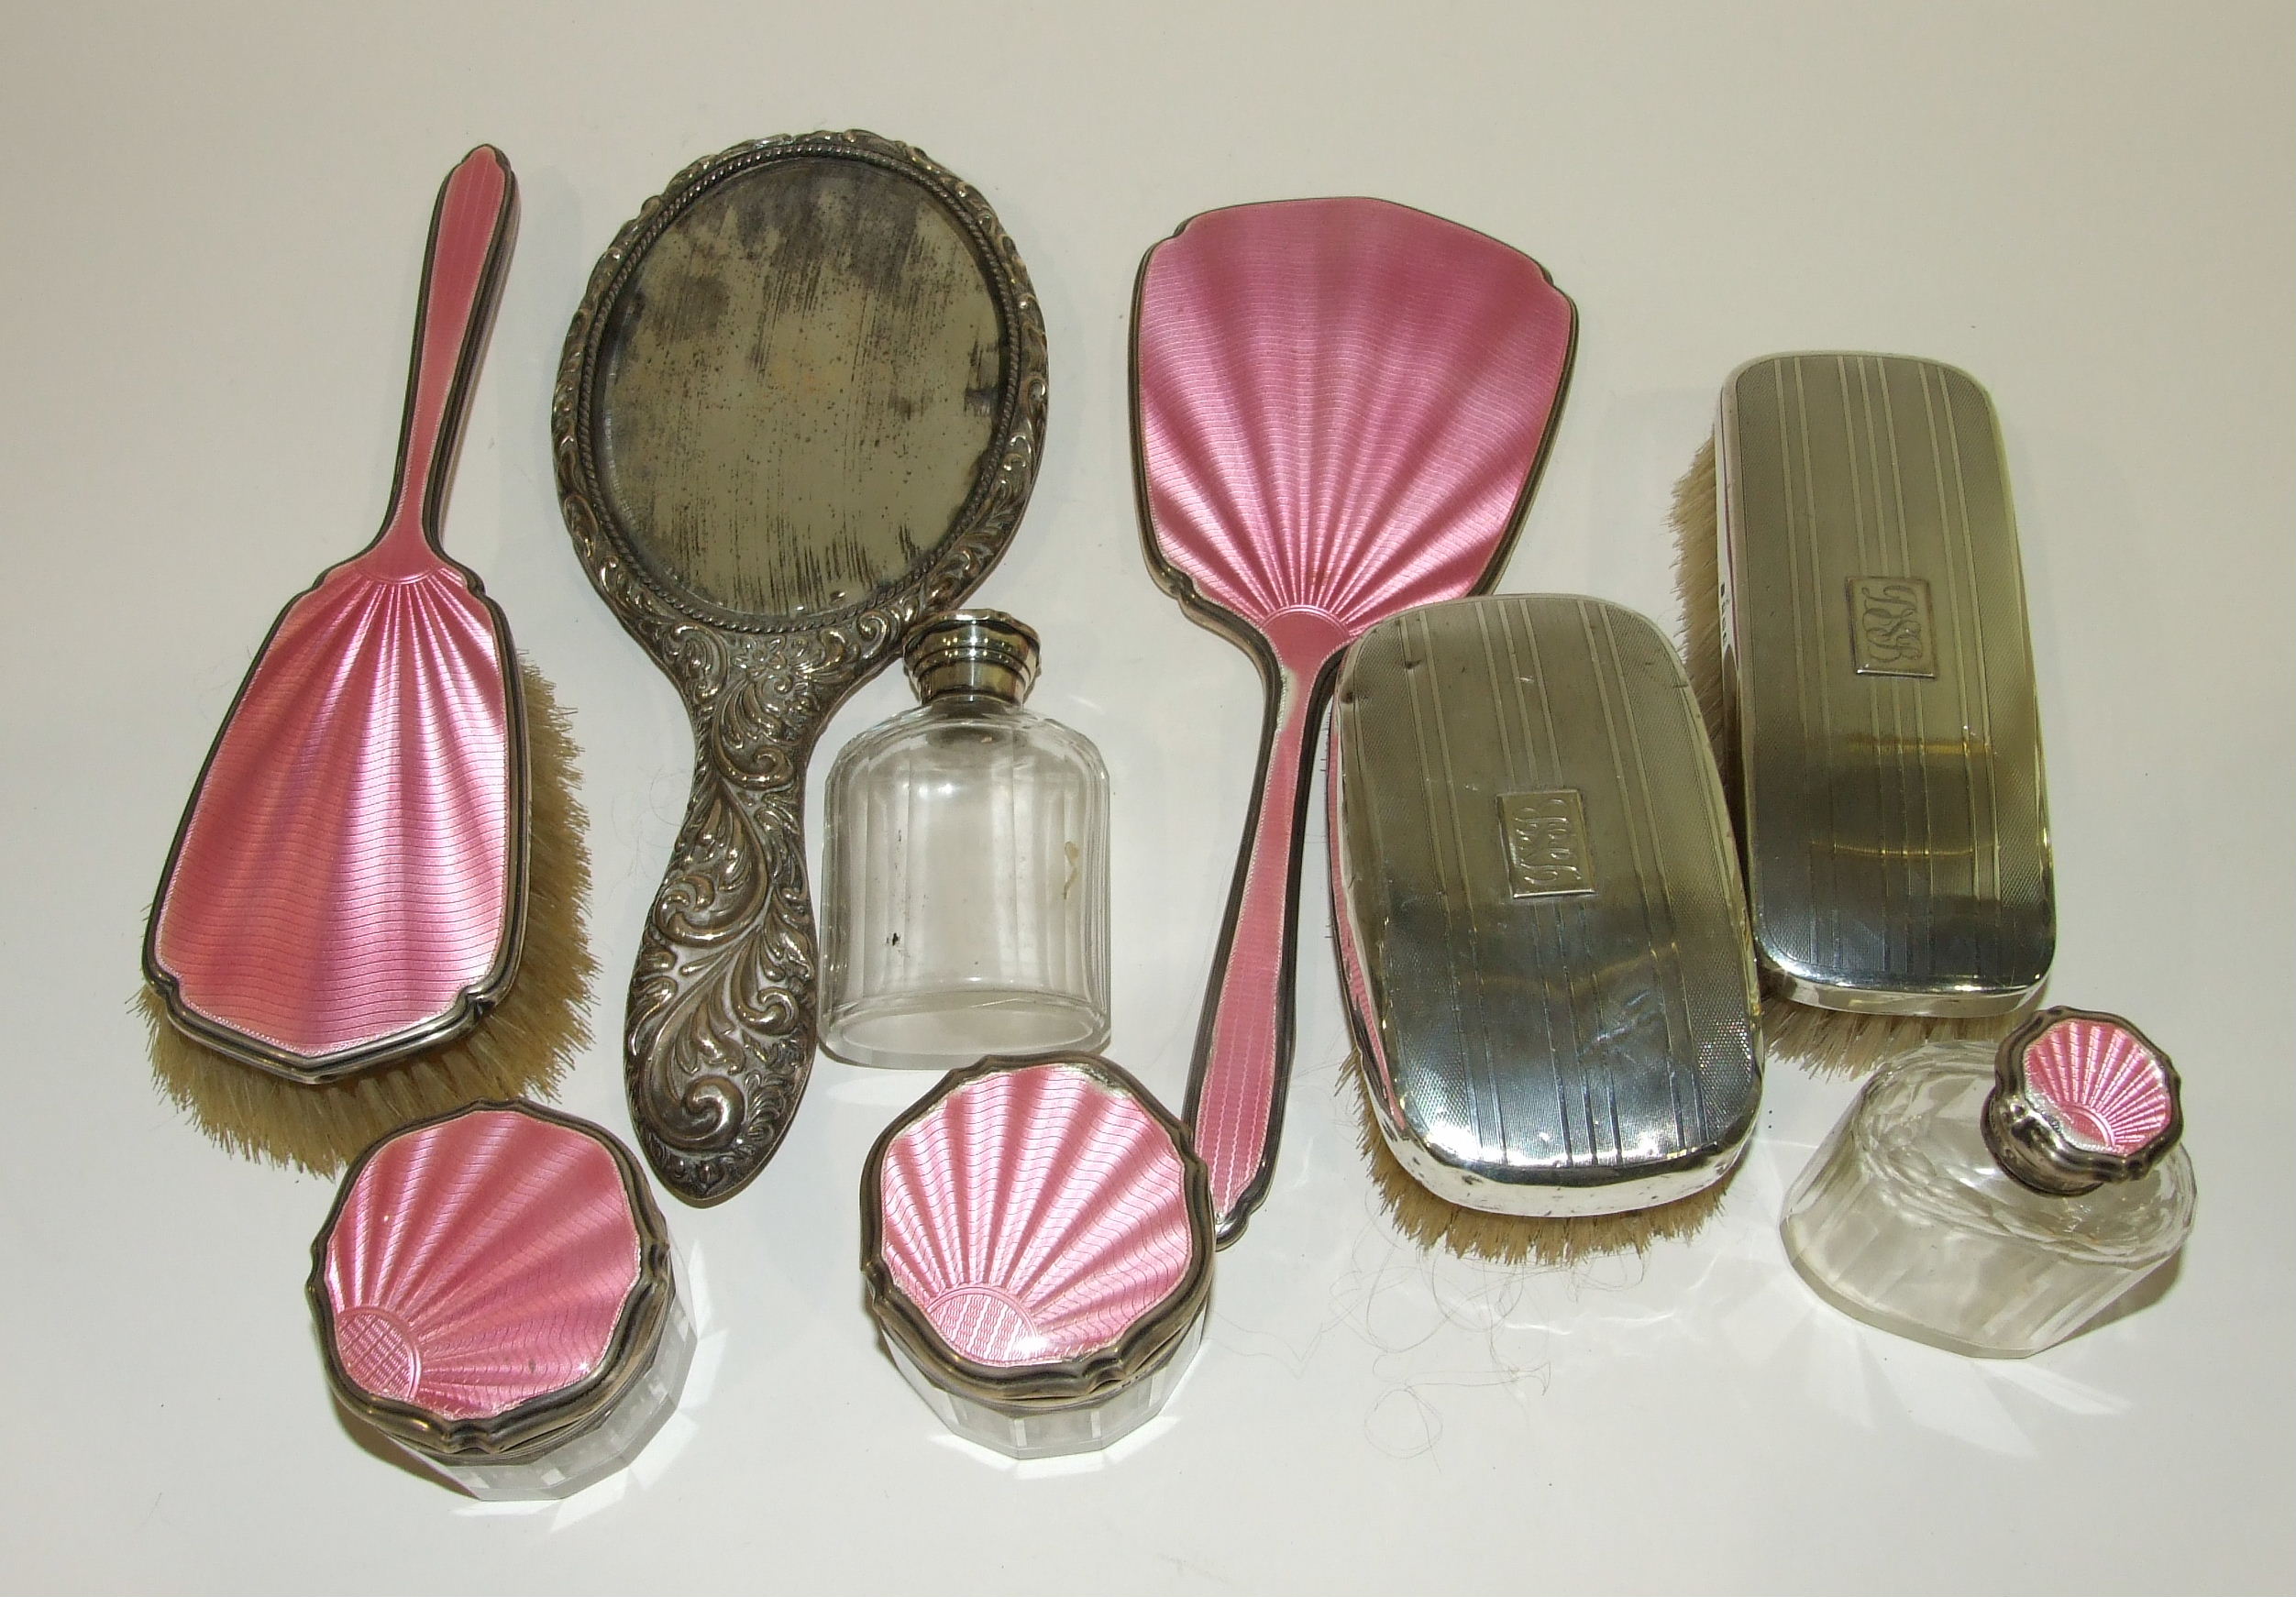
[1717,353,2053,1017]
[1330,596,1761,1216]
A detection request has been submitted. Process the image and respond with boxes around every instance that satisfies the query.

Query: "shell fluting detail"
[320,1110,644,1420]
[1135,197,1575,644]
[875,1065,1196,1368]
[1132,198,1575,1225]
[2021,1016,2175,1154]
[154,563,513,1061]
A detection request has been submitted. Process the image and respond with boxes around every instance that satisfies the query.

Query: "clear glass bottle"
[1781,1008,2193,1357]
[821,611,1109,1069]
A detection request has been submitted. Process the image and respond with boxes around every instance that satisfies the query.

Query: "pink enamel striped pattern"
[875,1063,1196,1367]
[320,1107,642,1421]
[1138,199,1573,643]
[149,148,518,1074]
[2020,1015,2176,1156]
[1134,197,1574,1235]
[153,572,510,1059]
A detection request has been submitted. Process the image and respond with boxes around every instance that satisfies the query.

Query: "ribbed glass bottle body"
[822,697,1109,1069]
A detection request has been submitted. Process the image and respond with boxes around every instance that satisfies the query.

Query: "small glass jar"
[309,1102,692,1500]
[821,611,1109,1069]
[860,1056,1214,1459]
[1781,1008,2194,1357]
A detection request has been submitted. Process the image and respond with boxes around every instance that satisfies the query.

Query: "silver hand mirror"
[554,132,1046,1204]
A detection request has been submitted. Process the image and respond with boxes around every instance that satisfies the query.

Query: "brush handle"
[372,147,518,571]
[1186,661,1327,1242]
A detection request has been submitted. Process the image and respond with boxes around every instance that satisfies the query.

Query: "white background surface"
[3,4,2290,1592]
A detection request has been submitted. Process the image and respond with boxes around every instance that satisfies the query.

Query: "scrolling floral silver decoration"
[553,132,1048,1204]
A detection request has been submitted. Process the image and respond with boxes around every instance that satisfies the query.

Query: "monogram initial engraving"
[1849,577,1937,677]
[1500,790,1595,898]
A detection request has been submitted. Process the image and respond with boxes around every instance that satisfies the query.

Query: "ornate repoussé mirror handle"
[556,133,1045,1205]
[617,615,872,1199]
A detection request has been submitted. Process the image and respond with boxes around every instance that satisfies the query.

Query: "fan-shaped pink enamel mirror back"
[557,134,1046,1206]
[145,149,524,1080]
[1131,199,1575,1241]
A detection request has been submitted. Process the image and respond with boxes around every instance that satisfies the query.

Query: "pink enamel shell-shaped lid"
[313,1104,668,1442]
[864,1058,1212,1395]
[1988,1008,2183,1192]
[2022,1013,2177,1153]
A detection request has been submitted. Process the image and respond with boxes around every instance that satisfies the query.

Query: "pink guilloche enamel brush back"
[147,149,524,1080]
[1134,197,1574,1239]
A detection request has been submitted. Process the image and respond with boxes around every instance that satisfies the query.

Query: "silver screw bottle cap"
[904,611,1041,704]
[1981,1008,2183,1196]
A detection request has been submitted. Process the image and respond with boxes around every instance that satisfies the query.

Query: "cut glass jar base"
[381,1289,695,1502]
[1787,1244,2060,1360]
[1779,1047,2194,1358]
[882,1309,1204,1460]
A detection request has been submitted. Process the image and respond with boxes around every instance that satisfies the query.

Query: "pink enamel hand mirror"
[1131,197,1575,1242]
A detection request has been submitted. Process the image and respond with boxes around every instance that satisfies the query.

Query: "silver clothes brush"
[1676,352,2051,1071]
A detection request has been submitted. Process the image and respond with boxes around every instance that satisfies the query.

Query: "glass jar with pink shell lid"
[307,1102,693,1500]
[859,1055,1214,1459]
[1782,1008,2195,1357]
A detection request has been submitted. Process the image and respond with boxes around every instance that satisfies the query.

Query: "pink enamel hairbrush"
[146,149,527,1087]
[1131,198,1576,1241]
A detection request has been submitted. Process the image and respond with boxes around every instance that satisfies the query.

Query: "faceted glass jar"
[1782,1041,2195,1357]
[417,1290,695,1501]
[310,1103,693,1502]
[860,1056,1216,1460]
[883,1304,1206,1460]
[821,616,1109,1069]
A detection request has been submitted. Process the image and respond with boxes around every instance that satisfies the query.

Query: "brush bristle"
[1349,1064,1730,1266]
[1667,435,2031,1075]
[1669,435,1729,767]
[139,660,596,1175]
[1762,1004,2018,1077]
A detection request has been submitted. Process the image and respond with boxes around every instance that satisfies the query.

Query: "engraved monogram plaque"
[1500,789,1595,898]
[1849,577,1937,677]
